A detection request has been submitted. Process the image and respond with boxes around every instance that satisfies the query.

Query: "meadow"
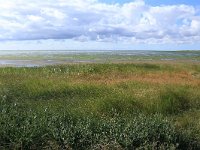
[0,58,200,149]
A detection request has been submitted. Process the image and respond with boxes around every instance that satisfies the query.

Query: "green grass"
[0,62,200,149]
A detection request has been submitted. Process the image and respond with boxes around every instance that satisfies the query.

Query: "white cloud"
[0,0,199,44]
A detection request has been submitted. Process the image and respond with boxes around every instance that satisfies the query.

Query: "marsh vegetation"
[0,62,200,149]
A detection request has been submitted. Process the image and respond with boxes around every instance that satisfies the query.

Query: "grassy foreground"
[0,62,200,149]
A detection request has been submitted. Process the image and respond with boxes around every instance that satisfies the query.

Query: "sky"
[0,0,200,50]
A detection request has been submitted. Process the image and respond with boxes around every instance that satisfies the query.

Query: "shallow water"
[0,50,199,67]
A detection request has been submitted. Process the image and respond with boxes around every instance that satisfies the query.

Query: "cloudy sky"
[0,0,199,50]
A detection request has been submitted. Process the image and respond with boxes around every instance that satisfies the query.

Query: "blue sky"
[0,0,200,50]
[101,0,199,6]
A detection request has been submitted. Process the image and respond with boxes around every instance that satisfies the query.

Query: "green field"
[0,62,200,149]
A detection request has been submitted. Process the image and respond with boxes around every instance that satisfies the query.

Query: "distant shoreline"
[0,50,199,67]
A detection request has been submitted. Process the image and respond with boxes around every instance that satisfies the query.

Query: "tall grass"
[0,62,199,149]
